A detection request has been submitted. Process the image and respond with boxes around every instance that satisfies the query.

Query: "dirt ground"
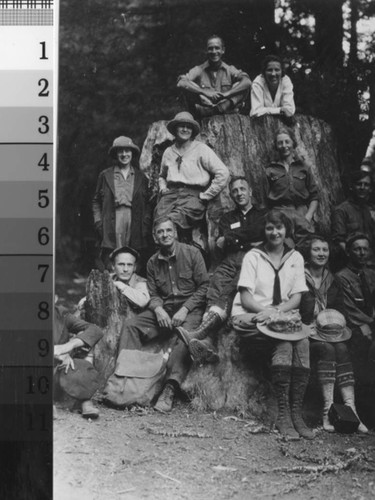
[54,271,375,500]
[54,401,375,500]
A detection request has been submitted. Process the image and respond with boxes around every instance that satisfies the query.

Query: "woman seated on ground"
[250,55,295,119]
[154,111,229,243]
[231,210,314,440]
[300,235,368,433]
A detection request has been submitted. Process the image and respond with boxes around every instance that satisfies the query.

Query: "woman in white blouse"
[250,55,295,119]
[154,111,229,242]
[232,210,314,440]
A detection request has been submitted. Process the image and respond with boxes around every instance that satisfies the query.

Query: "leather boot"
[271,365,299,439]
[189,336,220,365]
[337,362,368,433]
[317,360,336,432]
[176,311,223,346]
[81,400,99,419]
[290,367,315,439]
[154,382,175,413]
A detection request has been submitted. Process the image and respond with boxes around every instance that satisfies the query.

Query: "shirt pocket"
[177,271,193,293]
[268,171,286,183]
[347,220,360,233]
[292,171,308,194]
[220,76,232,92]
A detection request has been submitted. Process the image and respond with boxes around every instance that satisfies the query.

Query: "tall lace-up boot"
[290,367,315,439]
[271,365,299,439]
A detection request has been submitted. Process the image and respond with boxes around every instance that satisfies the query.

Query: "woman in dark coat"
[300,235,368,433]
[92,136,152,270]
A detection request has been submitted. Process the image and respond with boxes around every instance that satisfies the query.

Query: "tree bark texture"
[85,270,135,388]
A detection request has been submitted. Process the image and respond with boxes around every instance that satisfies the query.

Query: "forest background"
[57,0,375,272]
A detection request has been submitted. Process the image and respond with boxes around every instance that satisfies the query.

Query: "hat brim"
[257,322,311,341]
[309,326,352,343]
[58,359,100,400]
[167,119,200,137]
[108,145,140,158]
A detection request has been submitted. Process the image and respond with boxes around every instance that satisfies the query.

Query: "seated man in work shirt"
[177,176,266,364]
[177,35,251,118]
[116,216,209,413]
[336,233,375,385]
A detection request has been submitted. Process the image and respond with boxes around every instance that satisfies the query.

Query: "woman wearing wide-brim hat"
[231,210,314,440]
[154,111,229,242]
[92,136,152,270]
[299,235,368,433]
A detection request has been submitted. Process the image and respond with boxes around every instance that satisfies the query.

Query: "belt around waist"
[167,182,204,191]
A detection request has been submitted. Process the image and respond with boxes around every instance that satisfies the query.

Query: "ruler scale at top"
[0,2,54,498]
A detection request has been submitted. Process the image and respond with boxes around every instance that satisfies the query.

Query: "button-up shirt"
[335,265,375,328]
[332,198,375,247]
[178,60,249,93]
[266,158,318,207]
[147,242,209,313]
[218,205,267,255]
[114,165,135,208]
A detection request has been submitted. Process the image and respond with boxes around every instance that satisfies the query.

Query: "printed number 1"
[40,42,48,60]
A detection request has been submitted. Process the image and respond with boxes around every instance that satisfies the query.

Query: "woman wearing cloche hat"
[300,234,368,433]
[153,111,229,243]
[92,136,152,270]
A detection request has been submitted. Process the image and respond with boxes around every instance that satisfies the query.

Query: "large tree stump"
[86,115,347,419]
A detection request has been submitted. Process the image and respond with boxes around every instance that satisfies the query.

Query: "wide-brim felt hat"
[108,136,140,158]
[167,111,200,137]
[309,309,352,343]
[109,245,140,263]
[257,322,311,341]
[58,359,100,400]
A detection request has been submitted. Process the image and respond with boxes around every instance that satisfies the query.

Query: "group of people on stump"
[54,36,375,440]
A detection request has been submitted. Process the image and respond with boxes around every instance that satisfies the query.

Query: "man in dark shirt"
[177,35,251,118]
[332,170,375,252]
[336,233,375,384]
[177,176,266,364]
[116,217,209,413]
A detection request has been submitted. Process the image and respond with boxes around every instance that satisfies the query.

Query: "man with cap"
[336,233,375,387]
[176,176,266,364]
[154,111,229,243]
[110,245,150,310]
[92,136,152,271]
[115,216,209,413]
[332,170,375,254]
[54,306,103,419]
[177,35,251,118]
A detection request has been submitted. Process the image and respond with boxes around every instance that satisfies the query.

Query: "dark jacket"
[300,269,345,325]
[92,166,152,251]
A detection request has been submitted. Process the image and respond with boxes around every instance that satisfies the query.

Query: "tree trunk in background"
[141,114,343,258]
[85,270,136,388]
[312,0,344,69]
